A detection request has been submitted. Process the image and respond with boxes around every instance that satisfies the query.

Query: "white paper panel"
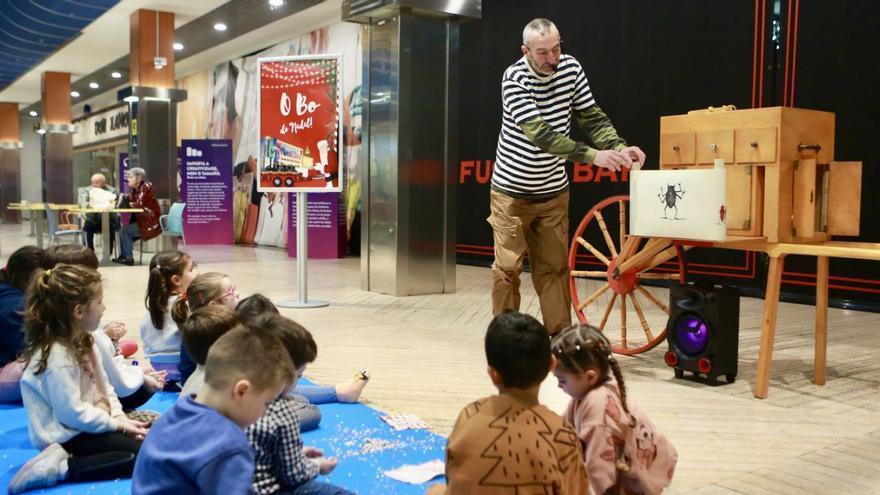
[630,169,727,241]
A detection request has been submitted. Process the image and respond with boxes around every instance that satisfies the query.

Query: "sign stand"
[277,192,329,309]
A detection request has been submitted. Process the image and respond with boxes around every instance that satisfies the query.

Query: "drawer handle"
[798,143,822,153]
[673,145,680,152]
[710,143,718,152]
[750,141,759,148]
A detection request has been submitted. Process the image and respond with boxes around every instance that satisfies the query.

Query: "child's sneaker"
[8,443,69,494]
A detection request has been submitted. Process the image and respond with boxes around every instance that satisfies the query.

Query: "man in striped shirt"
[489,18,646,334]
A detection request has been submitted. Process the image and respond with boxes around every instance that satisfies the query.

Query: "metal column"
[346,0,479,296]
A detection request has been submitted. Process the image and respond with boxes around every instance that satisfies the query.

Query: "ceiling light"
[111,71,122,79]
[173,42,184,51]
[269,0,284,6]
[213,22,227,31]
[89,82,99,89]
[28,110,38,117]
[70,91,80,98]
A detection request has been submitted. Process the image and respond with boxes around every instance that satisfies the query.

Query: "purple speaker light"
[673,314,709,356]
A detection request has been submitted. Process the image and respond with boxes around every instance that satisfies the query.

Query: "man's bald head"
[90,173,107,188]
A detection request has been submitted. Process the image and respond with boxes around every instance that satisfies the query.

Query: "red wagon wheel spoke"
[630,291,655,342]
[574,237,611,266]
[593,210,618,258]
[569,195,687,355]
[637,286,670,314]
[598,293,618,331]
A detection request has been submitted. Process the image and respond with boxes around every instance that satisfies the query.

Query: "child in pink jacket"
[551,324,677,494]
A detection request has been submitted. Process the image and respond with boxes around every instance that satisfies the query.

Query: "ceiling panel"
[0,0,120,90]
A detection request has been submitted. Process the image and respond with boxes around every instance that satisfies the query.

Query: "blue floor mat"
[0,386,446,494]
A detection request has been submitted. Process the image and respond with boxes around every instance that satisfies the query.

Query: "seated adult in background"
[114,167,161,266]
[82,173,120,253]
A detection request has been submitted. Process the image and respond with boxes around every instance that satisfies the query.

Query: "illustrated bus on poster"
[257,54,343,193]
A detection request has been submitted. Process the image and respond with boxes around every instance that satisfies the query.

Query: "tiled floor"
[3,222,879,494]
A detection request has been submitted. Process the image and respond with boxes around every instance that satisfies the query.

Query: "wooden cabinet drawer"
[659,132,695,166]
[735,127,777,163]
[696,129,734,164]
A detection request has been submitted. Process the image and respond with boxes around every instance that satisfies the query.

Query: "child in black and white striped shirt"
[244,314,354,495]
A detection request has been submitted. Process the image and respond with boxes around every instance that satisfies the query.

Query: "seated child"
[171,271,239,388]
[132,326,295,494]
[41,244,164,410]
[180,305,322,432]
[42,244,138,356]
[427,311,589,494]
[179,304,240,398]
[0,246,44,403]
[9,265,147,494]
[551,324,677,494]
[140,250,199,384]
[237,294,370,404]
[244,313,353,495]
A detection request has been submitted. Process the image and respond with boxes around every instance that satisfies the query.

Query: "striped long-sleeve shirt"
[246,396,321,494]
[493,54,627,199]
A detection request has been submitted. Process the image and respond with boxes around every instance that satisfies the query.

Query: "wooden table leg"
[35,212,45,249]
[755,254,785,399]
[100,211,112,265]
[815,256,829,386]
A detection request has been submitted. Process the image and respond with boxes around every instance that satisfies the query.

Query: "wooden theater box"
[659,106,862,242]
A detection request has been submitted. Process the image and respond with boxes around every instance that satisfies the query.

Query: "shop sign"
[73,104,129,147]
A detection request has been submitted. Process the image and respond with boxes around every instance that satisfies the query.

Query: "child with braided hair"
[140,250,199,384]
[551,324,677,495]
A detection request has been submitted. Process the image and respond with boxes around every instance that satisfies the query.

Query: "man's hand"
[620,146,647,168]
[593,150,633,171]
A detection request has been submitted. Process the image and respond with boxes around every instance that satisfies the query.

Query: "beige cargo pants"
[488,189,572,334]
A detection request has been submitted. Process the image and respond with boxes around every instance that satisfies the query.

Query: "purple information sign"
[180,140,234,244]
[287,192,345,259]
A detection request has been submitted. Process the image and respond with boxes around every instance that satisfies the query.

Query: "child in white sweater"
[9,265,148,494]
[140,250,199,383]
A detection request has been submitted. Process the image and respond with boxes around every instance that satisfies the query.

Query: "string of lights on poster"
[257,54,343,193]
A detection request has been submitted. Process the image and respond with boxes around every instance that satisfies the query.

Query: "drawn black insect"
[658,183,685,219]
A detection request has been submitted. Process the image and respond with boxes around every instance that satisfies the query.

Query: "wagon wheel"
[568,195,687,355]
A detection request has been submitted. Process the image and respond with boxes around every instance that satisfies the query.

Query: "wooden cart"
[569,106,870,398]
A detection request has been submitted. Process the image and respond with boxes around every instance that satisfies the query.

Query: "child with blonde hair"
[42,244,165,410]
[9,265,147,493]
[140,250,198,384]
[551,324,677,494]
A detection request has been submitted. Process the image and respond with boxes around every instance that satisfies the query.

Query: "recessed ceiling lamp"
[70,91,80,98]
[269,0,284,6]
[89,82,99,89]
[173,42,184,51]
[111,71,122,79]
[214,22,227,31]
[28,110,38,117]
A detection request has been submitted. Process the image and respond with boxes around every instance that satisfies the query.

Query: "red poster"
[258,55,342,192]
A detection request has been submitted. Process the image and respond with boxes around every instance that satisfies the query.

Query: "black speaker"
[664,283,739,385]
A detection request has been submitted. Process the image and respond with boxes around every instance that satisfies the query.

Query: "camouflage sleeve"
[573,104,628,153]
[520,117,599,164]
